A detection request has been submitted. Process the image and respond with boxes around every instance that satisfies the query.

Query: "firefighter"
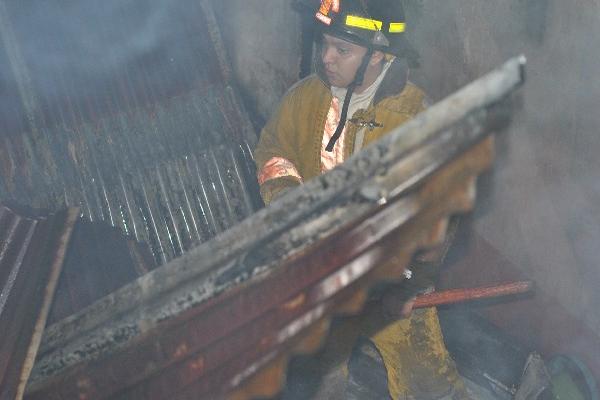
[254,0,471,398]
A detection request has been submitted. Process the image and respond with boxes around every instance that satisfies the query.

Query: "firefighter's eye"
[337,47,350,55]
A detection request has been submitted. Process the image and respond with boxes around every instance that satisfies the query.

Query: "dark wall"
[215,0,302,126]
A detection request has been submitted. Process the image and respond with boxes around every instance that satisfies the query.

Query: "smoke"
[1,0,599,385]
[8,0,184,76]
[405,0,600,379]
[0,0,220,133]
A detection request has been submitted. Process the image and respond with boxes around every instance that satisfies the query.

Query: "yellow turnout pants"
[370,307,469,399]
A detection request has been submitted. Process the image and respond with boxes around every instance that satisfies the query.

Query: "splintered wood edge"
[224,136,495,400]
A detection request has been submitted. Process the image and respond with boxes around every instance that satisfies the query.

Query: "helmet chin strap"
[325,48,374,152]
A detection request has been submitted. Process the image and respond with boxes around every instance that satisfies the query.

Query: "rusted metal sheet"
[0,0,261,267]
[25,57,525,400]
[0,204,79,400]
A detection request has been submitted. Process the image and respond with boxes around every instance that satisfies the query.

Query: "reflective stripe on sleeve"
[258,157,303,185]
[321,97,346,173]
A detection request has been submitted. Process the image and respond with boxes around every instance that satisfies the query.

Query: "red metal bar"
[414,281,533,309]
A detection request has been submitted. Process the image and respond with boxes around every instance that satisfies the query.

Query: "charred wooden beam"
[26,56,526,400]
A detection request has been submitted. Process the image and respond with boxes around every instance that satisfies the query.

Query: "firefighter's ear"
[370,50,385,66]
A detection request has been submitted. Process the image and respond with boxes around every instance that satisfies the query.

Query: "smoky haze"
[0,0,222,134]
[402,0,600,382]
[11,1,174,74]
[0,0,598,391]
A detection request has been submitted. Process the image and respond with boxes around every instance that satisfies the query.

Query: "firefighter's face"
[320,34,383,91]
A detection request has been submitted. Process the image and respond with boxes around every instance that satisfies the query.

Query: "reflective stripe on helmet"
[257,157,303,185]
[345,15,382,31]
[344,15,405,33]
[389,22,406,33]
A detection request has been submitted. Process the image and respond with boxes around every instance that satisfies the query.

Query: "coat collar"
[315,57,409,106]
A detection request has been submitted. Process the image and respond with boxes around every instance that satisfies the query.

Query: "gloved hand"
[380,261,437,321]
[382,294,417,320]
[259,176,300,205]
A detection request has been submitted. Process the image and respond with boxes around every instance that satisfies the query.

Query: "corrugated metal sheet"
[0,203,79,400]
[0,0,262,266]
[0,89,261,265]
